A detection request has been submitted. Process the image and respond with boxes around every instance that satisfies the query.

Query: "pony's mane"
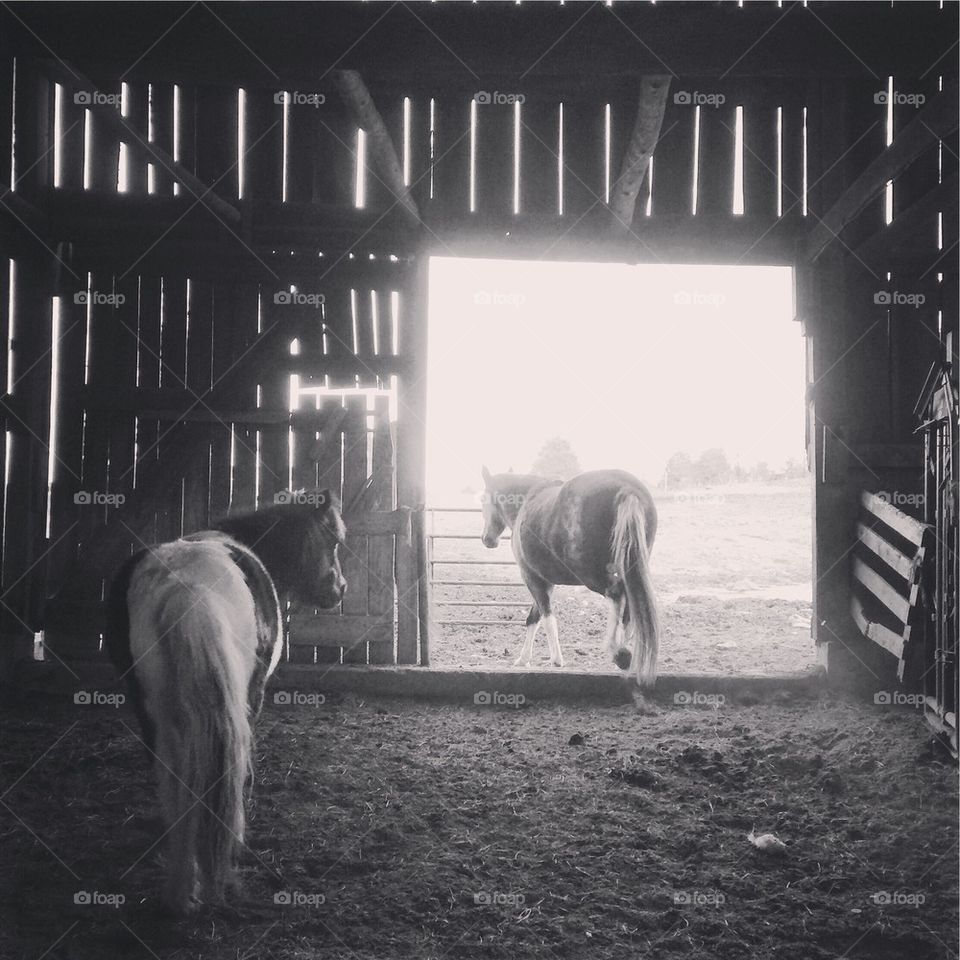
[210,494,344,596]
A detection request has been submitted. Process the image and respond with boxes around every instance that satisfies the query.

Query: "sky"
[425,257,804,504]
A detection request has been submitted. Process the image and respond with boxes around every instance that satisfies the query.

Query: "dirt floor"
[429,481,814,675]
[2,685,957,960]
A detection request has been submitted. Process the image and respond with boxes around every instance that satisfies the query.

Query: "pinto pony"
[104,491,346,914]
[481,468,660,686]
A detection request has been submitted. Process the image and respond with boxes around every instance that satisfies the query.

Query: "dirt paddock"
[2,685,956,960]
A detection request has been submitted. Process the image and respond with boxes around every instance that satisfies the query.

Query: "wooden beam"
[804,88,959,262]
[862,490,929,547]
[333,69,420,227]
[12,5,959,86]
[855,170,959,269]
[609,76,671,235]
[37,59,242,225]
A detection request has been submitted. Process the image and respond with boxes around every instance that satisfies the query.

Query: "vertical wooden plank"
[559,100,604,223]
[741,85,779,221]
[4,260,51,658]
[175,85,197,185]
[228,283,261,516]
[522,98,561,220]
[413,506,430,667]
[394,508,418,664]
[121,82,149,196]
[207,283,237,522]
[367,396,395,664]
[285,94,319,204]
[136,275,162,543]
[244,88,283,205]
[150,82,175,196]
[56,81,86,192]
[155,276,187,539]
[256,296,291,507]
[353,285,377,386]
[475,93,515,223]
[696,96,736,217]
[181,279,214,533]
[405,94,433,215]
[340,396,369,664]
[430,97,472,221]
[195,86,238,201]
[651,88,696,218]
[312,105,357,208]
[395,258,426,663]
[4,67,54,658]
[87,79,120,192]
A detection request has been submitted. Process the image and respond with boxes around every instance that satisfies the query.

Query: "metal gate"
[426,508,528,627]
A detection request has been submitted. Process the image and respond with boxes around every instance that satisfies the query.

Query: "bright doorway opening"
[426,257,811,676]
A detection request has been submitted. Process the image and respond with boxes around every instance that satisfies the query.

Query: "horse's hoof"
[614,649,632,671]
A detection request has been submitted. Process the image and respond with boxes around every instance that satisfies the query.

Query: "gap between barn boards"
[20,661,827,706]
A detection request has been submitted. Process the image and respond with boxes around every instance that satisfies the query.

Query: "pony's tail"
[611,490,660,688]
[139,590,252,909]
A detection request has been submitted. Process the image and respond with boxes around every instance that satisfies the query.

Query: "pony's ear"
[481,465,493,486]
[315,488,333,511]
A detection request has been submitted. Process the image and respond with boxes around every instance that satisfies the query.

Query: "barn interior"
[0,1,957,751]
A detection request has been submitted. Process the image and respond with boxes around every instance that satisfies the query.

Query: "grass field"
[427,480,814,676]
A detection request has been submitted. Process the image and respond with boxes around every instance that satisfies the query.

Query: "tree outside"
[531,437,582,479]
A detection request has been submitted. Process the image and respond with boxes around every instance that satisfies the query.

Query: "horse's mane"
[491,473,563,497]
[210,495,344,596]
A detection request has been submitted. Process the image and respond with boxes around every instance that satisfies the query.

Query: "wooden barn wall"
[800,76,958,647]
[0,0,957,672]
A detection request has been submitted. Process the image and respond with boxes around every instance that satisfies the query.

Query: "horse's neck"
[501,478,555,527]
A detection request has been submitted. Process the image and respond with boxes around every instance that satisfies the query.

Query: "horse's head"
[480,465,507,548]
[295,489,348,608]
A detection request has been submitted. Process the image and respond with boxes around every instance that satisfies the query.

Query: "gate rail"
[426,507,528,626]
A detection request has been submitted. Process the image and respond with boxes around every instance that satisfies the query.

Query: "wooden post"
[609,76,671,234]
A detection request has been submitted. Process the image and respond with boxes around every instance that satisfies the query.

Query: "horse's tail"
[611,489,660,688]
[128,546,256,910]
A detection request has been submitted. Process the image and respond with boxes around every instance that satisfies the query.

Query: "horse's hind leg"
[514,605,541,667]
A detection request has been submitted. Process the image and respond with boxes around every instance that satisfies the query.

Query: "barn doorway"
[424,256,810,677]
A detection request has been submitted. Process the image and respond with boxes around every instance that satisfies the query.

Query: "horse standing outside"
[480,468,660,686]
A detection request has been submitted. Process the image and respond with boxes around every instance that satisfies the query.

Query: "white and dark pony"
[104,491,346,914]
[480,467,660,686]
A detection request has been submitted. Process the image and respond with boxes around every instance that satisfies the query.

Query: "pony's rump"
[124,538,266,910]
